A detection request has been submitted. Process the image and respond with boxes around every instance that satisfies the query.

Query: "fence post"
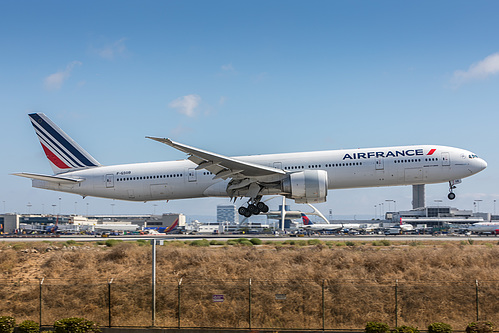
[322,279,325,332]
[248,278,252,330]
[151,240,156,327]
[178,278,182,329]
[39,278,44,327]
[475,279,479,321]
[108,278,113,328]
[395,279,398,327]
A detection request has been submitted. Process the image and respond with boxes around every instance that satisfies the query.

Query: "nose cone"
[472,158,487,173]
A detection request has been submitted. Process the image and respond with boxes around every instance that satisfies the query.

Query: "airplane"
[396,218,415,232]
[384,218,415,235]
[301,214,343,232]
[301,213,377,232]
[143,218,180,234]
[14,113,487,217]
[467,222,499,235]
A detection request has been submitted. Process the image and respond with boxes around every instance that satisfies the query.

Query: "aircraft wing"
[12,172,83,184]
[147,137,286,180]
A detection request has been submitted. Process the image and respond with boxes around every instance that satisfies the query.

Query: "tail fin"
[29,113,100,174]
[162,218,179,233]
[301,213,312,225]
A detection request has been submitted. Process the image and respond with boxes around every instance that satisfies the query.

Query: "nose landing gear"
[448,180,458,200]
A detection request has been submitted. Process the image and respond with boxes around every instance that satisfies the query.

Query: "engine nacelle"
[281,170,328,204]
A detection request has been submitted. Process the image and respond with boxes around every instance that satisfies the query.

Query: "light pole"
[434,200,442,230]
[385,200,395,213]
[27,202,32,215]
[111,203,115,215]
[474,200,483,213]
[58,197,61,215]
[494,200,496,216]
[86,203,89,216]
[374,205,377,220]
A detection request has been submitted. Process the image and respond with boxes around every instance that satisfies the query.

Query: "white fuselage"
[468,222,499,234]
[32,145,487,202]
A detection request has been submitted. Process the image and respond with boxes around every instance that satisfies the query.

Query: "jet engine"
[281,170,328,203]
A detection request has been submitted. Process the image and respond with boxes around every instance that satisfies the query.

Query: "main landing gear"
[238,201,269,218]
[448,181,456,200]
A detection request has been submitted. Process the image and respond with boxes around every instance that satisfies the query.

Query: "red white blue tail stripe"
[29,113,100,174]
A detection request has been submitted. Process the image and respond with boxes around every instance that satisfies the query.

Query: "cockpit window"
[469,154,479,159]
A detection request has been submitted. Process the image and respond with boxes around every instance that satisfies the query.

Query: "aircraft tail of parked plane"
[28,113,100,174]
[301,213,311,226]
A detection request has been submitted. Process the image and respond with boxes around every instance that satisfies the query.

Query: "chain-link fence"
[1,279,498,330]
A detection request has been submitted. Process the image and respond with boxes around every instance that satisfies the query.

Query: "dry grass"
[0,240,498,329]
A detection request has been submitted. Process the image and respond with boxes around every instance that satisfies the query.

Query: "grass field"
[0,239,497,329]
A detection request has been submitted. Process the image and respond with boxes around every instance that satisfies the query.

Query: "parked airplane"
[468,222,499,235]
[301,214,378,232]
[14,113,487,217]
[143,218,179,234]
[396,218,415,232]
[301,214,343,231]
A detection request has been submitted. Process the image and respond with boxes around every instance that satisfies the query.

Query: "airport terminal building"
[0,213,185,234]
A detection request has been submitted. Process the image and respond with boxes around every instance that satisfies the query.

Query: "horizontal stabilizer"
[12,172,83,184]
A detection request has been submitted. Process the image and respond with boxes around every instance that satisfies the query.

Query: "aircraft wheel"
[448,192,456,200]
[257,202,269,213]
[238,206,248,216]
[243,210,252,218]
[248,204,260,215]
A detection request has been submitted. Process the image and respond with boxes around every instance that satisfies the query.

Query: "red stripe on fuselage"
[41,143,70,169]
[427,149,436,155]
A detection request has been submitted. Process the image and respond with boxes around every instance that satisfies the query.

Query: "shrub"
[136,239,149,246]
[394,325,420,333]
[365,321,390,333]
[466,321,494,333]
[249,238,262,245]
[428,322,452,333]
[307,239,322,246]
[0,316,15,333]
[65,240,77,246]
[209,240,225,245]
[189,239,210,247]
[104,239,122,247]
[54,317,100,333]
[239,240,253,246]
[18,320,39,333]
[346,241,356,247]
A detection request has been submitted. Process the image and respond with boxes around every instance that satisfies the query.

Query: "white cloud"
[221,63,235,72]
[453,52,499,85]
[43,61,82,91]
[94,38,127,60]
[169,94,201,117]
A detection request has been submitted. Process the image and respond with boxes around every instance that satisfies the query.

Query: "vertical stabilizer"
[28,113,100,174]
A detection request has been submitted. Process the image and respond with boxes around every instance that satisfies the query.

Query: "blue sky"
[1,1,499,221]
